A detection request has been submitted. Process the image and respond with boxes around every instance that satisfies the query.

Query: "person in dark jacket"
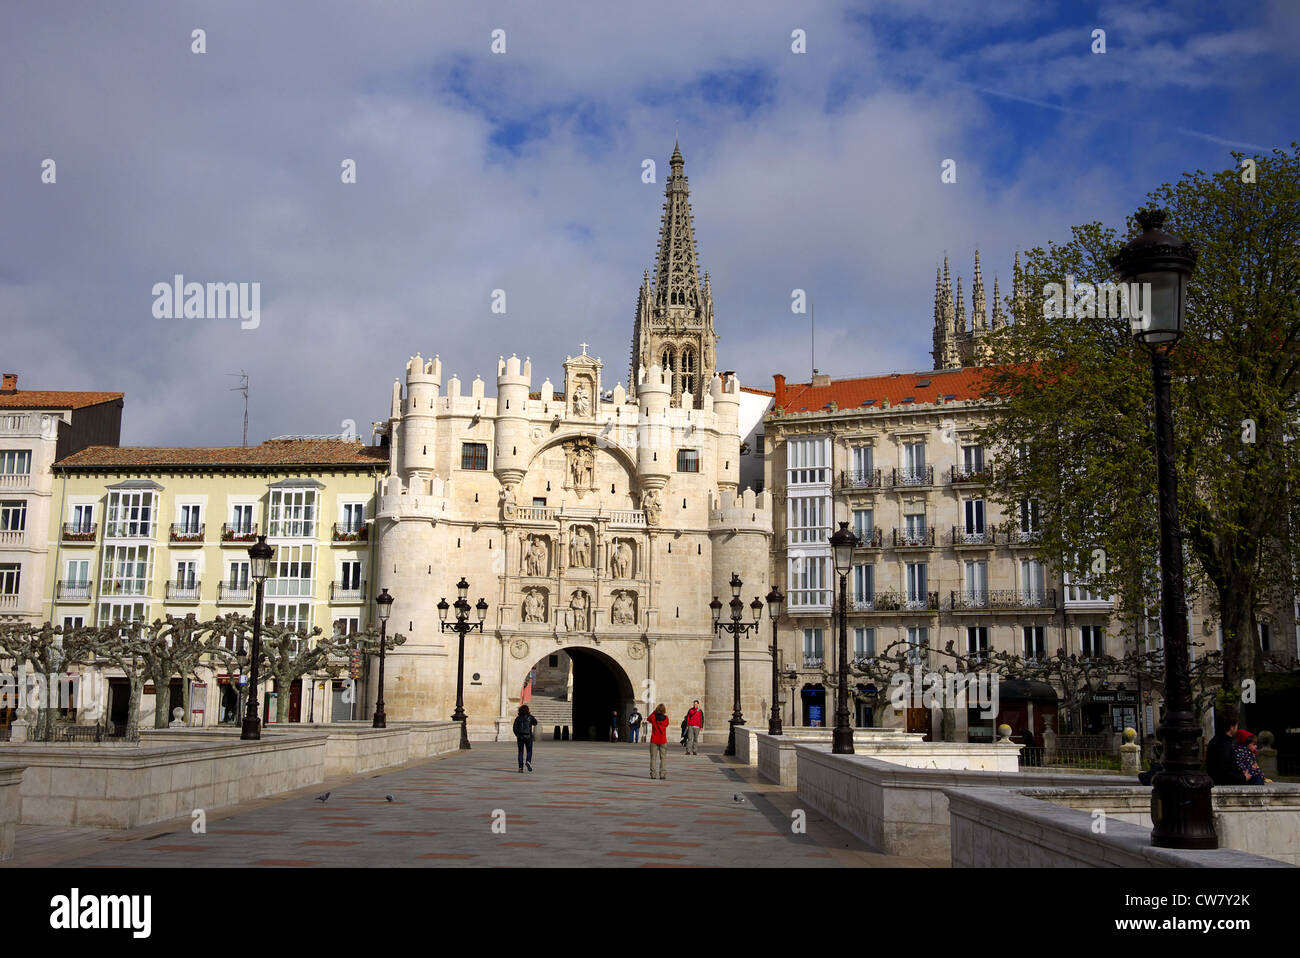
[1138,743,1164,786]
[1234,730,1270,785]
[513,704,538,772]
[609,710,619,742]
[628,707,643,743]
[1204,710,1240,785]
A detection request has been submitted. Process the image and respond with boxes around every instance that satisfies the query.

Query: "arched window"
[660,347,675,393]
[680,348,696,397]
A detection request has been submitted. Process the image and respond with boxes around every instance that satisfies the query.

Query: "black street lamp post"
[710,573,763,756]
[1110,208,1217,849]
[829,521,859,754]
[766,586,785,735]
[439,578,488,750]
[240,535,274,741]
[371,588,394,728]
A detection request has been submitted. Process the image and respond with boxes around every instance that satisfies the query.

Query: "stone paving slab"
[12,742,947,868]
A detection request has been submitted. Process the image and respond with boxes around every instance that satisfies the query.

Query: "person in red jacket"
[648,704,670,780]
[685,701,704,754]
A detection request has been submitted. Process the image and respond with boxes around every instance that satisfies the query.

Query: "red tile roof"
[771,367,1004,414]
[55,439,388,470]
[0,390,122,410]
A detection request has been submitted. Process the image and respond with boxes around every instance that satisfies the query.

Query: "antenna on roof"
[810,298,815,382]
[227,371,249,447]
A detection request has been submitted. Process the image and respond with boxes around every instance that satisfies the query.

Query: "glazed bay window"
[676,449,700,473]
[852,564,874,609]
[265,544,314,598]
[266,601,311,632]
[461,442,489,471]
[787,437,829,485]
[1,500,26,532]
[788,555,830,608]
[268,489,316,538]
[97,600,148,627]
[0,564,19,599]
[101,545,152,596]
[106,489,155,538]
[787,494,830,545]
[1080,625,1105,657]
[802,628,824,669]
[0,450,31,485]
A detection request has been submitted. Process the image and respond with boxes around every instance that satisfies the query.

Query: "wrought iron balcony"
[330,580,366,602]
[332,522,368,543]
[1007,527,1042,546]
[217,582,253,603]
[852,589,939,612]
[840,468,883,490]
[221,523,259,544]
[61,522,97,543]
[170,523,205,544]
[949,588,1056,612]
[853,527,884,549]
[802,655,824,669]
[951,464,994,485]
[889,465,934,488]
[56,579,92,601]
[892,527,935,549]
[948,526,998,547]
[165,580,201,601]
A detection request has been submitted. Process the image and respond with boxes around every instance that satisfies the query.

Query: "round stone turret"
[494,354,532,486]
[402,353,442,476]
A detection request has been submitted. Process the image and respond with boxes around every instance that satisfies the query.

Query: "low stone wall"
[1025,784,1300,865]
[757,734,1016,787]
[946,788,1294,868]
[793,744,1132,859]
[0,766,21,861]
[734,726,918,767]
[0,735,327,829]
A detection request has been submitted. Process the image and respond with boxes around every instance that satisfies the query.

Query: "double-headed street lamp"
[438,577,488,751]
[240,535,274,741]
[710,573,764,756]
[829,521,860,754]
[1110,208,1216,850]
[766,586,785,735]
[371,588,394,728]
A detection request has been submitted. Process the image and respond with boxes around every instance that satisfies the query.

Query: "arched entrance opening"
[522,647,636,742]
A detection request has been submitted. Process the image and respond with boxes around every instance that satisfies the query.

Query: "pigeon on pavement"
[385,794,395,802]
[315,791,330,803]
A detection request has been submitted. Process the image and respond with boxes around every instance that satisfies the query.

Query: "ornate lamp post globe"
[372,587,393,729]
[240,535,274,741]
[765,586,785,735]
[1109,208,1216,850]
[828,521,859,754]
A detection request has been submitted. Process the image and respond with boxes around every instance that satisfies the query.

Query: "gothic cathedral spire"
[631,143,717,404]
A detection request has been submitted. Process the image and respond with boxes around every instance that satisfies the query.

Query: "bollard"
[553,725,561,741]
[561,726,569,741]
[1120,727,1141,776]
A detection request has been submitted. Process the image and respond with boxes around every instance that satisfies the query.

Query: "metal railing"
[853,589,940,612]
[892,527,935,548]
[853,527,884,548]
[802,655,824,669]
[169,523,205,543]
[330,580,366,602]
[841,468,883,490]
[61,522,97,542]
[221,523,259,543]
[218,582,253,602]
[890,465,934,487]
[950,588,1056,611]
[165,580,201,601]
[951,465,994,484]
[1007,528,1041,545]
[332,522,368,542]
[56,579,93,601]
[1020,746,1129,772]
[948,526,998,547]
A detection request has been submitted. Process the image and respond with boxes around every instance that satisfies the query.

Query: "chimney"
[812,372,831,388]
[773,373,786,409]
[0,373,16,394]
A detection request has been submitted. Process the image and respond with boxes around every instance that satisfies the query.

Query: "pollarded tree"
[976,144,1300,697]
[0,621,97,736]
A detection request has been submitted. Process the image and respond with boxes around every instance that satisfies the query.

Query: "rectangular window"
[231,503,255,534]
[227,560,250,590]
[854,627,875,659]
[268,489,316,538]
[788,555,830,608]
[100,545,151,596]
[904,512,926,540]
[532,497,547,508]
[106,490,155,538]
[851,445,873,474]
[964,560,988,604]
[341,502,366,532]
[62,615,85,630]
[265,544,314,597]
[901,441,926,483]
[905,562,928,606]
[65,558,91,586]
[961,444,985,473]
[174,560,197,589]
[802,628,824,667]
[0,500,26,531]
[1258,623,1272,652]
[178,504,202,534]
[267,601,311,632]
[907,627,928,663]
[853,564,874,605]
[788,495,831,545]
[677,449,700,472]
[340,560,363,590]
[0,450,31,475]
[1020,559,1046,603]
[97,600,148,627]
[963,499,985,535]
[461,442,489,471]
[852,508,874,540]
[333,616,361,637]
[1023,626,1046,659]
[71,503,94,532]
[787,437,829,485]
[966,626,989,657]
[0,563,19,595]
[1019,498,1041,533]
[1081,625,1105,657]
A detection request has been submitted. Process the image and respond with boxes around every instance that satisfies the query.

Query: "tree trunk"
[126,677,142,738]
[1216,578,1256,693]
[276,676,293,724]
[152,671,172,728]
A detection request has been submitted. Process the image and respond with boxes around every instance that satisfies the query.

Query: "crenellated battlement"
[708,487,772,533]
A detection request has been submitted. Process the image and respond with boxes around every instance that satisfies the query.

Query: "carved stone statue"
[568,591,589,632]
[612,591,636,625]
[611,541,633,578]
[501,487,516,519]
[566,438,596,497]
[522,535,547,577]
[643,490,662,526]
[522,588,546,623]
[570,527,591,568]
[574,380,591,417]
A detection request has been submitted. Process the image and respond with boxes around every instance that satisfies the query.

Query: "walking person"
[648,704,670,780]
[513,704,538,772]
[610,709,619,742]
[628,706,642,743]
[685,700,704,754]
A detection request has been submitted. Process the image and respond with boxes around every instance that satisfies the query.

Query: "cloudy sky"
[3,1,1296,446]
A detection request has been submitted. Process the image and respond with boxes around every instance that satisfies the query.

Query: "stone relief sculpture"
[611,540,634,578]
[642,489,662,526]
[522,588,547,624]
[522,534,549,576]
[501,487,516,519]
[565,438,596,497]
[569,527,592,568]
[568,590,590,632]
[611,590,636,625]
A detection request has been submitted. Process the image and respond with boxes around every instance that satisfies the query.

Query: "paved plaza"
[6,741,944,868]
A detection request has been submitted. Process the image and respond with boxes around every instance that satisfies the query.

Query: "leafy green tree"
[976,145,1300,696]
